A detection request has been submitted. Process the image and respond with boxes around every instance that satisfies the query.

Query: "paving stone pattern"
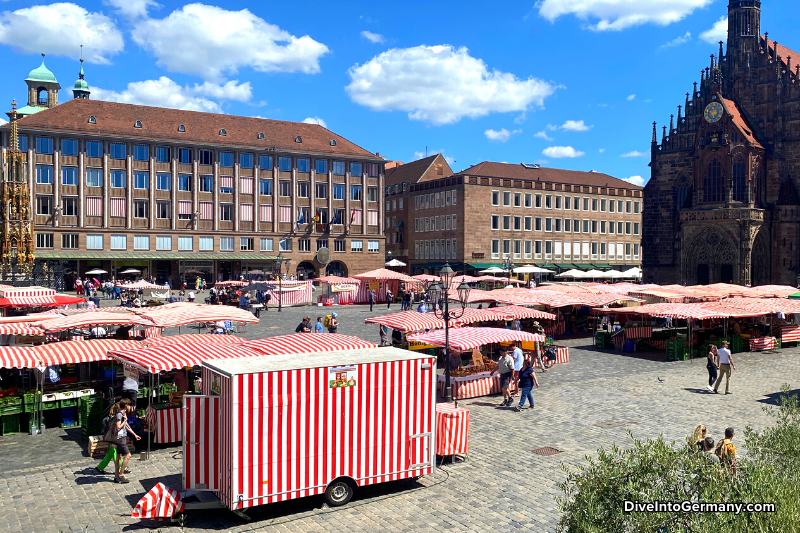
[0,297,795,532]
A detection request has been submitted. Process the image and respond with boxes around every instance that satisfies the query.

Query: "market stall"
[244,333,376,355]
[354,268,417,304]
[316,276,363,305]
[435,403,470,457]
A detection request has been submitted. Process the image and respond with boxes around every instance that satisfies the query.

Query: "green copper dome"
[73,64,89,91]
[26,58,58,84]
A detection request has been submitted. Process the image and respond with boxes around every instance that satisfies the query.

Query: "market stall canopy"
[317,275,362,284]
[215,280,247,287]
[365,310,457,333]
[52,294,87,306]
[474,276,524,284]
[110,342,260,373]
[385,259,407,267]
[743,285,798,298]
[30,339,142,366]
[119,269,141,274]
[0,346,35,369]
[141,334,247,348]
[715,297,800,315]
[513,266,553,274]
[604,269,627,278]
[84,269,108,275]
[135,304,258,329]
[245,333,376,355]
[485,305,557,321]
[478,267,506,274]
[411,274,440,282]
[446,288,504,304]
[240,283,276,292]
[36,312,156,333]
[354,268,416,282]
[0,314,63,324]
[452,275,480,283]
[0,323,45,336]
[555,269,583,278]
[116,280,164,290]
[406,327,545,352]
[621,267,642,278]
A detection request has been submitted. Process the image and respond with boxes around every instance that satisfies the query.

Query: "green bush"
[557,386,800,533]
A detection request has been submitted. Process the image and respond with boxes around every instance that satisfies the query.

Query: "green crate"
[60,399,78,408]
[1,413,21,436]
[23,393,36,405]
[41,401,60,411]
[776,338,781,350]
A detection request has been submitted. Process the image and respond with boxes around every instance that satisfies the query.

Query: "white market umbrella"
[556,269,583,278]
[479,267,506,274]
[605,269,627,278]
[119,268,141,274]
[85,269,108,275]
[622,267,642,278]
[513,265,553,274]
[385,259,407,267]
[582,269,606,279]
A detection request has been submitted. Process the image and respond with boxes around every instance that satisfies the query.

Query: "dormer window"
[257,132,265,139]
[178,124,186,132]
[88,116,96,124]
[134,120,142,128]
[219,128,227,136]
[294,136,302,143]
[329,139,337,146]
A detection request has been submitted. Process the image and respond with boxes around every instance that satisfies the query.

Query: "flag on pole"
[349,208,356,225]
[296,208,305,230]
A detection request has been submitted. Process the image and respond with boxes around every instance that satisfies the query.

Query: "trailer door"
[183,395,220,491]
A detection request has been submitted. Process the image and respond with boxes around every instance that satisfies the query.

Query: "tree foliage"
[557,386,800,533]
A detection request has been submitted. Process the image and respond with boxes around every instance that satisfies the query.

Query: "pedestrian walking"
[491,348,515,406]
[379,324,389,346]
[327,312,339,333]
[701,437,720,464]
[712,341,735,394]
[706,345,718,392]
[97,402,124,474]
[715,427,737,474]
[315,316,324,333]
[511,341,524,396]
[368,290,375,312]
[692,424,708,452]
[111,400,140,483]
[295,317,312,333]
[386,289,393,309]
[515,359,538,411]
[533,321,546,372]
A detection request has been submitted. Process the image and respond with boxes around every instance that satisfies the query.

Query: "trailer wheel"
[324,479,354,506]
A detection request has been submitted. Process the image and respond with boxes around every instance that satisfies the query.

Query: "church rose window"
[703,159,724,203]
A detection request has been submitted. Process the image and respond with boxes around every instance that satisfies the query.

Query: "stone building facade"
[643,0,800,286]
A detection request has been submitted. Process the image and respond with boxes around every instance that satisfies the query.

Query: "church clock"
[704,102,724,123]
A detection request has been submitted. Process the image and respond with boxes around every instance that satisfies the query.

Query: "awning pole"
[147,372,153,459]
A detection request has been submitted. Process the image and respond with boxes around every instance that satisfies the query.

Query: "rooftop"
[385,154,452,187]
[26,58,58,84]
[454,161,642,190]
[6,98,380,159]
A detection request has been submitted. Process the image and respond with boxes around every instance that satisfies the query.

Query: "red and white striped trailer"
[183,347,437,513]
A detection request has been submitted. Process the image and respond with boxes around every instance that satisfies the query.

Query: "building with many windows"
[0,61,386,284]
[386,161,643,275]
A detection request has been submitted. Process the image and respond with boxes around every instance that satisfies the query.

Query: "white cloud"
[627,94,636,101]
[598,148,606,153]
[0,3,123,64]
[104,0,158,20]
[542,146,584,158]
[534,131,554,141]
[0,117,6,125]
[346,45,558,125]
[621,150,648,157]
[659,31,691,50]
[413,149,455,166]
[92,76,253,113]
[484,128,522,142]
[560,119,592,131]
[303,116,327,128]
[536,0,713,31]
[622,175,646,187]
[360,30,385,43]
[700,16,727,44]
[546,124,559,131]
[132,4,329,81]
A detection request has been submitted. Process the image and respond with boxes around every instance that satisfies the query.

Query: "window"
[503,191,511,206]
[178,148,192,164]
[332,161,345,175]
[514,192,522,207]
[36,233,53,249]
[600,220,607,234]
[600,198,607,212]
[256,178,272,196]
[36,195,53,215]
[61,138,78,156]
[351,240,363,252]
[626,200,632,214]
[156,146,170,162]
[86,168,102,187]
[591,198,598,211]
[86,141,103,158]
[278,180,292,197]
[524,240,532,259]
[618,200,624,212]
[545,194,552,209]
[554,218,562,232]
[111,235,127,250]
[198,175,213,192]
[582,197,589,211]
[131,235,149,251]
[491,215,500,230]
[156,200,171,219]
[609,200,615,213]
[133,199,148,218]
[86,234,103,249]
[491,191,500,206]
[367,163,379,177]
[36,136,53,154]
[351,185,362,201]
[634,201,641,214]
[315,182,328,199]
[110,142,126,160]
[133,172,149,189]
[198,150,213,166]
[608,220,615,234]
[633,222,640,235]
[62,233,78,249]
[156,236,172,250]
[241,237,254,251]
[174,236,192,251]
[590,220,597,233]
[633,243,640,259]
[524,193,532,208]
[626,222,632,235]
[513,239,522,259]
[600,242,607,259]
[591,241,598,259]
[133,145,149,161]
[220,237,234,252]
[332,208,346,225]
[618,221,624,234]
[491,239,500,259]
[110,170,125,188]
[524,216,532,231]
[61,196,77,216]
[545,240,553,259]
[366,240,380,253]
[219,152,233,167]
[625,242,632,259]
[36,165,53,184]
[315,160,328,174]
[555,195,562,209]
[503,215,511,230]
[156,173,171,191]
[535,217,542,232]
[199,236,214,251]
[294,238,309,252]
[260,238,273,252]
[279,238,292,252]
[573,196,580,210]
[564,218,571,232]
[351,162,363,176]
[16,135,28,152]
[534,240,542,259]
[367,186,378,202]
[240,153,254,169]
[452,214,457,229]
[298,181,310,198]
[279,157,292,171]
[334,239,346,252]
[178,174,192,191]
[535,194,542,208]
[564,240,571,259]
[514,216,522,231]
[573,219,580,233]
[583,220,590,233]
[545,218,553,232]
[220,203,233,221]
[260,155,273,169]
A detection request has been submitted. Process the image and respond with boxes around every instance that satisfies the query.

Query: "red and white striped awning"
[317,276,362,284]
[214,280,247,287]
[36,312,155,333]
[619,303,729,319]
[30,339,142,366]
[136,304,258,328]
[365,311,454,333]
[245,333,376,355]
[407,327,545,352]
[0,324,45,336]
[131,482,184,520]
[354,268,416,282]
[116,280,165,290]
[110,342,259,373]
[0,295,58,308]
[0,346,35,369]
[485,306,557,321]
[142,334,246,348]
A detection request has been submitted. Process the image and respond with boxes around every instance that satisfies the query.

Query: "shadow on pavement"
[757,388,800,406]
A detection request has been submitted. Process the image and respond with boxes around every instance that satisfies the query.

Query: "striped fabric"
[86,196,102,217]
[354,268,416,282]
[135,304,258,329]
[240,177,254,195]
[259,204,273,222]
[240,203,253,221]
[27,339,141,367]
[244,333,376,355]
[437,371,517,400]
[142,333,246,348]
[36,312,155,333]
[0,324,44,336]
[351,208,362,225]
[220,176,234,189]
[749,336,777,351]
[131,482,185,520]
[179,200,192,215]
[367,209,379,226]
[780,325,800,343]
[183,395,220,490]
[110,343,258,373]
[365,311,454,333]
[279,205,291,223]
[486,305,557,321]
[435,403,470,455]
[199,201,213,220]
[4,295,57,307]
[407,327,545,352]
[0,346,35,369]
[110,197,126,218]
[145,405,182,443]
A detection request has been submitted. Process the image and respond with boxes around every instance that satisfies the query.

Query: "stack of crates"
[595,332,613,349]
[79,395,105,441]
[0,397,23,436]
[666,339,687,361]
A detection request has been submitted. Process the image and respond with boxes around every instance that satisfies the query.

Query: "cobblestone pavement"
[0,297,796,532]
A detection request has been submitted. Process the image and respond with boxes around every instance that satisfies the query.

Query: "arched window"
[703,159,724,203]
[37,87,47,106]
[732,158,747,202]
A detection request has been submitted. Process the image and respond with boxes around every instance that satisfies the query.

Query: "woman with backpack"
[327,312,339,333]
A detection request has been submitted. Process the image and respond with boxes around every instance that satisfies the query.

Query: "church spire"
[72,45,90,100]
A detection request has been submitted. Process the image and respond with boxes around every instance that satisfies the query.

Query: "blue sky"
[0,0,797,186]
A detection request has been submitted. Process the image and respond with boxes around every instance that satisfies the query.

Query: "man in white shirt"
[713,340,736,395]
[512,342,524,394]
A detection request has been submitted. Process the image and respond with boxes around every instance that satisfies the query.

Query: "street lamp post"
[502,257,516,287]
[273,253,290,312]
[427,263,471,401]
